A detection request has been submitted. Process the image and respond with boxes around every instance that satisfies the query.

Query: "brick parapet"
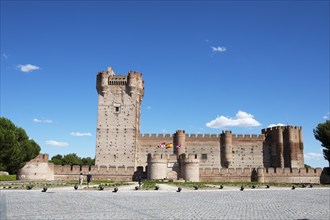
[137,134,173,141]
[28,153,49,163]
[262,125,302,133]
[185,134,220,141]
[232,134,265,140]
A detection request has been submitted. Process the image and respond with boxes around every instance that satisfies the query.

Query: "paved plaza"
[0,186,329,220]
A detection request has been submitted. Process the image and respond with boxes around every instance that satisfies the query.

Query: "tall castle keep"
[18,67,322,183]
[95,67,144,168]
[94,67,306,182]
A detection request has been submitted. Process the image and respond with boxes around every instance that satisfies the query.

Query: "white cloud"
[147,106,151,109]
[2,54,8,59]
[45,140,69,147]
[33,118,42,123]
[304,152,323,160]
[206,110,261,128]
[211,46,226,52]
[323,116,328,119]
[33,118,53,123]
[17,64,40,72]
[70,132,92,137]
[268,123,286,128]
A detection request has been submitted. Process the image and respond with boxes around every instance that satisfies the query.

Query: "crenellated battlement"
[185,133,220,141]
[259,167,322,175]
[232,133,265,140]
[147,153,178,162]
[96,67,144,97]
[128,70,143,79]
[29,154,49,163]
[139,132,265,141]
[256,167,322,183]
[262,125,302,133]
[51,164,137,181]
[220,130,265,140]
[138,133,173,140]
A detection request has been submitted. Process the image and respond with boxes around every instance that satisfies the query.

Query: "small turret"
[175,130,186,156]
[127,70,144,99]
[96,70,109,96]
[107,67,115,76]
[128,70,137,96]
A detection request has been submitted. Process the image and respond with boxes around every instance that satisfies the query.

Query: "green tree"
[314,120,330,167]
[62,153,82,166]
[304,164,312,169]
[82,157,95,166]
[0,117,41,174]
[50,154,63,165]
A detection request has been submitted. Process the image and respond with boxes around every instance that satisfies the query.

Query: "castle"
[18,67,322,183]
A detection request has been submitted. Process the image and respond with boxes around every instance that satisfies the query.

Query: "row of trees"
[50,154,95,166]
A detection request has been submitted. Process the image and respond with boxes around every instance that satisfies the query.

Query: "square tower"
[95,67,144,169]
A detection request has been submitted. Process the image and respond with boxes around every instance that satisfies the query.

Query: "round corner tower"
[147,153,168,180]
[95,67,144,169]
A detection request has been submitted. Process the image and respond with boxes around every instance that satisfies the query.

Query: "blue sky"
[1,1,329,168]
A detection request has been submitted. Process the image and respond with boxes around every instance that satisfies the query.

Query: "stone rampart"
[199,167,322,183]
[259,167,322,184]
[200,167,253,182]
[53,165,136,181]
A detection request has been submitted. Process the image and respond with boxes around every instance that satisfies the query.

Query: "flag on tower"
[166,143,173,149]
[158,142,166,148]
